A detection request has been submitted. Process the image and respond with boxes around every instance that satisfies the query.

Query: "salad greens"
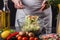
[21,15,40,32]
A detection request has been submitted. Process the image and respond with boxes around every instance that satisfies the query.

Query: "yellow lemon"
[1,30,10,39]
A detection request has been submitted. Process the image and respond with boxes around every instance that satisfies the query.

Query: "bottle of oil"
[0,10,3,30]
[1,0,10,31]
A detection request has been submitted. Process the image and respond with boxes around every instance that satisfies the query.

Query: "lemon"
[1,30,10,39]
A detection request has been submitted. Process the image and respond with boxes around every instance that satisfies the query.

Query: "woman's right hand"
[12,0,24,9]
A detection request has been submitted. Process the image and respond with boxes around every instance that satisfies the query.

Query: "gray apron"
[15,0,52,34]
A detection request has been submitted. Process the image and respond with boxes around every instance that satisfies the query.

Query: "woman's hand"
[40,3,46,12]
[40,0,47,12]
[12,0,24,9]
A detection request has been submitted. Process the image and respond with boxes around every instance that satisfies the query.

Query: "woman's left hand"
[40,0,47,11]
[40,4,46,11]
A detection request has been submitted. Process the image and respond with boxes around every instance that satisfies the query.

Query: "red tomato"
[17,36,22,40]
[34,37,39,40]
[29,37,34,40]
[22,37,28,40]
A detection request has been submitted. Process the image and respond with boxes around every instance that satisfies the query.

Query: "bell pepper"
[6,32,19,40]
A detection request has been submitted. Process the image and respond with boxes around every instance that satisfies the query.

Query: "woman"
[12,0,52,34]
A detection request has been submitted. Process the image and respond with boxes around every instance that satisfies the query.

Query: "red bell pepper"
[6,32,19,40]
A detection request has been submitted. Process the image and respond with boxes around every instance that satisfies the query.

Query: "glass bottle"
[0,10,3,30]
[1,0,10,31]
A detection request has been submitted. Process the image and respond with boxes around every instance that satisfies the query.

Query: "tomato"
[22,37,28,40]
[29,37,34,40]
[17,36,22,40]
[34,37,39,40]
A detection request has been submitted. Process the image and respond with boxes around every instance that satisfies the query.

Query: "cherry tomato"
[29,37,34,40]
[22,37,28,40]
[34,37,39,40]
[17,36,22,40]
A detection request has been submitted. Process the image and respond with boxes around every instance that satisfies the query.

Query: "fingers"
[14,3,21,9]
[19,1,25,9]
[12,0,24,9]
[40,4,46,11]
[14,4,24,9]
[14,1,25,9]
